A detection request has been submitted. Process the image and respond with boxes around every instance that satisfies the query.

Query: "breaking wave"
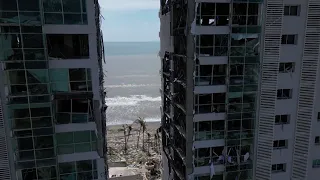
[106,84,159,88]
[106,95,161,106]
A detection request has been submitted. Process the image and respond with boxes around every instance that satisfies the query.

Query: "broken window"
[273,140,287,149]
[0,0,18,11]
[271,163,286,172]
[275,114,290,124]
[196,3,229,26]
[194,93,226,114]
[232,3,259,26]
[56,131,96,155]
[194,120,225,141]
[281,34,297,45]
[43,0,87,24]
[19,12,42,25]
[37,166,57,179]
[18,0,40,11]
[59,160,97,179]
[279,62,294,73]
[196,35,229,56]
[55,99,93,124]
[24,49,46,61]
[313,160,320,168]
[194,146,225,167]
[49,68,92,92]
[195,64,226,86]
[21,169,37,180]
[277,89,292,99]
[284,5,300,16]
[32,116,53,128]
[8,70,26,84]
[230,34,259,57]
[0,12,19,24]
[47,34,89,59]
[10,85,27,96]
[31,107,51,117]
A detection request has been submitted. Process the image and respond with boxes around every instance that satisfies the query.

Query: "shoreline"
[107,121,160,129]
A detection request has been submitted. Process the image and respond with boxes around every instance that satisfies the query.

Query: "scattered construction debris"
[107,122,162,180]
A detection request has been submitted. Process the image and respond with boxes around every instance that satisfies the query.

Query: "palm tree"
[154,133,159,153]
[135,117,147,151]
[126,124,133,145]
[147,132,151,155]
[122,125,128,153]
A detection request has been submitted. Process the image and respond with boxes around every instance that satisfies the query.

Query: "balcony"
[194,146,225,167]
[53,94,94,125]
[173,151,186,179]
[194,120,224,141]
[173,129,186,160]
[173,107,186,136]
[174,83,186,111]
[46,34,89,60]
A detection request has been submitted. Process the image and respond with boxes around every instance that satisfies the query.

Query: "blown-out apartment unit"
[159,0,320,179]
[0,0,108,179]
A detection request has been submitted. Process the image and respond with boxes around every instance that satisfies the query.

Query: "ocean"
[104,42,161,125]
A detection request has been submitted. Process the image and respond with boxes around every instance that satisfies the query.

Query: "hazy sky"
[100,0,160,42]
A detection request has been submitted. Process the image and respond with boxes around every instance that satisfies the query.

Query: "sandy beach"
[107,121,162,179]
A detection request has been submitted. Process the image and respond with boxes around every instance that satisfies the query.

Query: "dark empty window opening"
[284,5,300,16]
[272,163,286,173]
[55,99,93,124]
[281,35,297,45]
[196,3,229,26]
[195,93,226,113]
[195,64,226,86]
[273,140,287,149]
[315,136,320,145]
[196,35,229,56]
[277,89,292,99]
[47,34,89,59]
[275,114,290,124]
[313,159,320,168]
[279,62,295,73]
[317,112,320,121]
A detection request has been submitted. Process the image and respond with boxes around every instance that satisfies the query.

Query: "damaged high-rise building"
[0,0,108,179]
[160,0,320,179]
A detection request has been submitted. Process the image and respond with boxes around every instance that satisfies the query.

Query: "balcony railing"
[195,76,226,86]
[195,104,226,114]
[226,130,254,140]
[194,130,224,141]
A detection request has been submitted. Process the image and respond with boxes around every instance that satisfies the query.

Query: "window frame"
[284,5,300,16]
[281,34,298,45]
[56,130,97,155]
[196,3,230,26]
[313,159,320,168]
[315,136,320,145]
[273,139,288,149]
[275,114,290,125]
[279,62,295,73]
[277,89,293,100]
[271,163,286,173]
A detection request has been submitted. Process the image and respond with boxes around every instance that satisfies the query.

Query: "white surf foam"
[106,83,159,88]
[106,95,161,106]
[108,74,158,78]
